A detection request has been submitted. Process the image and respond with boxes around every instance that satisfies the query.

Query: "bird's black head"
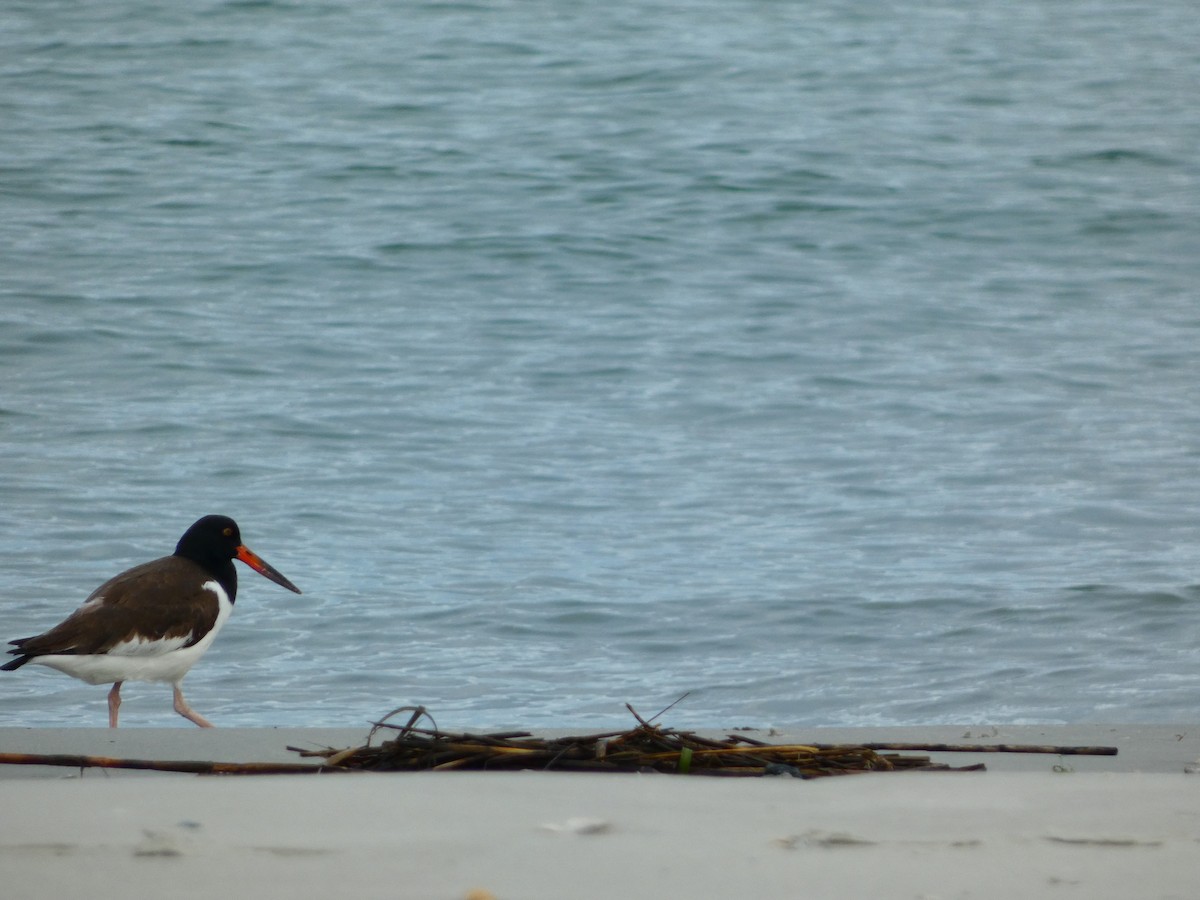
[174,515,301,598]
[175,515,244,565]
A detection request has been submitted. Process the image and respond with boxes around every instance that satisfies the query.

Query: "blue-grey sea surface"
[2,1,1199,729]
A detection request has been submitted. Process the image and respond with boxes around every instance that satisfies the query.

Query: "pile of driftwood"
[290,705,981,777]
[0,703,1119,778]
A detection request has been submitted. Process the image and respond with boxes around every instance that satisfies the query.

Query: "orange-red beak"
[235,545,302,594]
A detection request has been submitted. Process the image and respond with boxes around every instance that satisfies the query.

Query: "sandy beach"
[2,724,1199,899]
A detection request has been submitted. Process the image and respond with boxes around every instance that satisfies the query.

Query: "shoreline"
[3,725,1198,899]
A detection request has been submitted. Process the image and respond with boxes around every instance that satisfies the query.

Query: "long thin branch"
[0,752,340,775]
[822,742,1118,756]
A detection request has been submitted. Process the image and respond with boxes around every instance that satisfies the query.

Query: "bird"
[2,515,301,728]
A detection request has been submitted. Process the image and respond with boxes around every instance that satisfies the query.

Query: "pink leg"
[108,682,122,728]
[173,683,215,728]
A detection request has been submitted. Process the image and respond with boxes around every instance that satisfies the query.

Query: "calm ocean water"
[2,1,1199,729]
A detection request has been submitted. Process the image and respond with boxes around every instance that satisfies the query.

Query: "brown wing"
[12,556,222,657]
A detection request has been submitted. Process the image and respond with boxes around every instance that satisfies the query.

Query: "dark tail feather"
[3,638,32,671]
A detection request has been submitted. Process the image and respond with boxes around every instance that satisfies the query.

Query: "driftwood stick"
[811,743,1118,756]
[624,703,654,729]
[0,752,341,775]
[726,733,1118,756]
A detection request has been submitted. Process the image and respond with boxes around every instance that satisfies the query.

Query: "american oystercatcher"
[2,515,301,727]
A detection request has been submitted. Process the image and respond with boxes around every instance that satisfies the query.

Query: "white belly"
[29,581,233,686]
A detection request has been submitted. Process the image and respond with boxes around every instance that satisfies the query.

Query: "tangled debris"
[288,705,984,778]
[0,702,1119,778]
